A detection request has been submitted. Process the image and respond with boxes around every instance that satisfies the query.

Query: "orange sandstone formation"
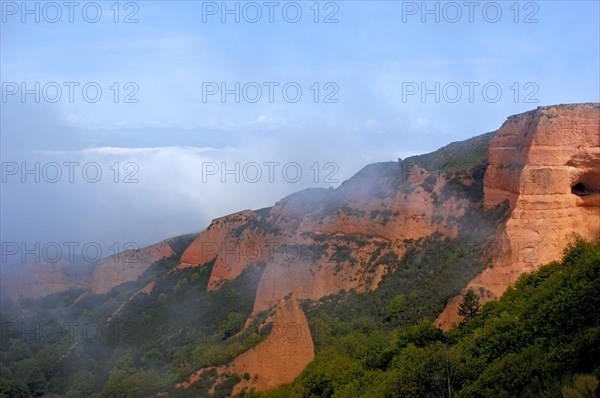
[436,104,600,329]
[229,295,314,394]
[91,241,174,294]
[177,295,314,394]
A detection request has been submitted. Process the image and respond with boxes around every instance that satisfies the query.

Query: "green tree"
[562,374,599,398]
[387,294,406,320]
[102,354,136,397]
[158,292,167,303]
[201,345,228,367]
[12,359,48,396]
[458,288,480,325]
[0,378,30,398]
[3,341,32,364]
[220,311,246,339]
[66,370,95,398]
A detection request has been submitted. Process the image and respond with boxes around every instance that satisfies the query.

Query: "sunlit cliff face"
[485,104,600,278]
[437,103,600,329]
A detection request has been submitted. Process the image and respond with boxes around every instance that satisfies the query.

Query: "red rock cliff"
[178,162,477,316]
[177,295,314,395]
[436,103,600,329]
[91,241,174,294]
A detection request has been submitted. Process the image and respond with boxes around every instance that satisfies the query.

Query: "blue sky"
[1,0,599,252]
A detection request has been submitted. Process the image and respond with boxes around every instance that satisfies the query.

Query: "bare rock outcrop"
[91,241,174,294]
[0,258,93,300]
[229,295,314,394]
[1,239,176,300]
[437,103,600,329]
[178,210,260,290]
[177,295,314,394]
[177,163,476,315]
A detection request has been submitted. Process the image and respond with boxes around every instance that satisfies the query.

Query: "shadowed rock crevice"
[571,182,593,196]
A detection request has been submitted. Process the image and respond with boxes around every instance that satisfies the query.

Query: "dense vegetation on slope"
[0,225,284,398]
[243,238,600,398]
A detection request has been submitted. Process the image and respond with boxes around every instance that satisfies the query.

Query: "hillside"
[246,238,600,397]
[0,103,598,397]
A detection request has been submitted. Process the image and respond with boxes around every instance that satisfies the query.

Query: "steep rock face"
[91,241,174,294]
[178,210,261,290]
[177,295,314,394]
[436,103,600,329]
[250,232,390,314]
[178,160,481,315]
[250,180,472,314]
[2,238,182,300]
[229,295,314,394]
[0,258,93,300]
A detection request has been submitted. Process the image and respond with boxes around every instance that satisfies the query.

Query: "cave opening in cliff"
[571,182,594,196]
